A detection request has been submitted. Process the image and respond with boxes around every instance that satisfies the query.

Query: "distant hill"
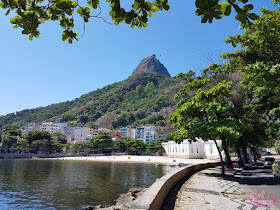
[0,56,183,132]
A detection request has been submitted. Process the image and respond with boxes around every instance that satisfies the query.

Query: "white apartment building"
[40,122,68,134]
[117,126,161,144]
[57,123,68,131]
[64,127,91,143]
[24,122,40,131]
[64,127,75,143]
[40,122,57,133]
[162,139,221,159]
[74,127,91,142]
[144,126,157,144]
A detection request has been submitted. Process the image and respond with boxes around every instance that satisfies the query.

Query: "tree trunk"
[253,146,257,162]
[235,142,245,167]
[253,148,257,162]
[242,145,249,164]
[221,135,233,169]
[0,141,5,153]
[214,139,225,176]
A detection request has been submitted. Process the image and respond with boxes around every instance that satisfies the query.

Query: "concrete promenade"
[163,166,280,210]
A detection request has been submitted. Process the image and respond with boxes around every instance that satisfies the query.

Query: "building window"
[210,144,213,154]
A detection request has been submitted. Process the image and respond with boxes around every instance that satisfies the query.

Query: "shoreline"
[55,155,219,165]
[0,153,220,166]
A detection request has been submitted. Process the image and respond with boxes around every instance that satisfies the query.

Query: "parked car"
[263,157,275,168]
[272,160,280,178]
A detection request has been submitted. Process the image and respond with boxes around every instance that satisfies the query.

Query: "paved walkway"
[163,166,278,210]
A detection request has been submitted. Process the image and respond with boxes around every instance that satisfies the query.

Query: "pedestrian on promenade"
[237,157,242,168]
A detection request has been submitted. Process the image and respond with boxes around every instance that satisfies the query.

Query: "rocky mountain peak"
[132,55,171,77]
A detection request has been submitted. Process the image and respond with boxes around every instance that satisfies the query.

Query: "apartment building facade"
[39,122,68,134]
[143,126,157,144]
[24,122,40,131]
[135,127,144,140]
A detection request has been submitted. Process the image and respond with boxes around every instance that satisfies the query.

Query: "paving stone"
[164,167,276,210]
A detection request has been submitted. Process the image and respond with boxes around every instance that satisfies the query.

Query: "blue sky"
[0,0,276,116]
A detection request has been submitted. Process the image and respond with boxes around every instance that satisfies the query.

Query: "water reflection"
[0,159,174,209]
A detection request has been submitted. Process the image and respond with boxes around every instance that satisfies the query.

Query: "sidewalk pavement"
[162,166,278,210]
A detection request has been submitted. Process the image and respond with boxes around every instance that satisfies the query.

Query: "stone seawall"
[130,162,220,210]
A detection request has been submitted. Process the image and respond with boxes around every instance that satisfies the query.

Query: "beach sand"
[56,155,219,165]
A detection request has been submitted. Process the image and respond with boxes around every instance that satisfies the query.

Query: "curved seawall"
[130,162,220,210]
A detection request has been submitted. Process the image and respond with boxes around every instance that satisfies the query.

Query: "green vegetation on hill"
[0,73,182,129]
[111,113,166,129]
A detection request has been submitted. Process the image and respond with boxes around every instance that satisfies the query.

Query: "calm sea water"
[0,159,174,209]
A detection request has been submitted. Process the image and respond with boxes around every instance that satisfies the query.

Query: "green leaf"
[201,14,208,23]
[248,13,259,20]
[220,2,229,13]
[233,4,242,13]
[132,2,139,9]
[22,30,29,35]
[5,9,10,16]
[163,5,170,10]
[224,5,231,16]
[213,11,222,19]
[208,14,214,23]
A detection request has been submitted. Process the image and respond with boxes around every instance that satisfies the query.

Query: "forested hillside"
[0,73,183,129]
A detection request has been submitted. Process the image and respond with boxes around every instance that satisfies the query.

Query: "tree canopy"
[223,8,280,141]
[1,128,21,153]
[89,131,113,151]
[170,7,280,174]
[1,0,271,43]
[26,129,51,144]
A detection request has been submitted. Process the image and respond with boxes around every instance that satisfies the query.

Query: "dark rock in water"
[116,187,147,208]
[177,163,188,167]
[84,205,94,210]
[132,54,171,77]
[94,187,147,209]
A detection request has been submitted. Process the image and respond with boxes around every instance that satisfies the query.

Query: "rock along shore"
[84,187,147,210]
